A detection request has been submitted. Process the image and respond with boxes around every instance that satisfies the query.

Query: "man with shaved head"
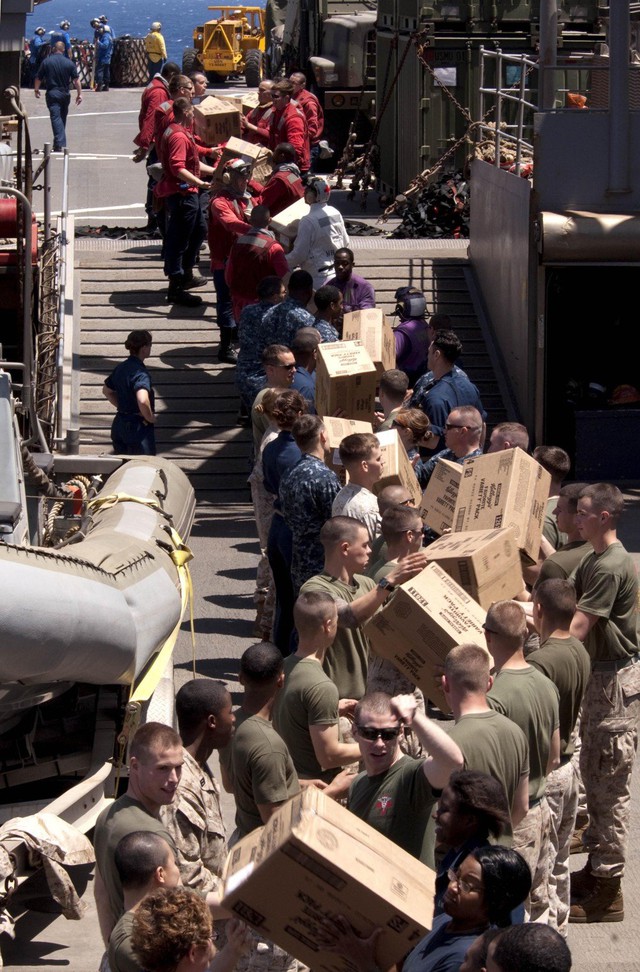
[415,405,484,489]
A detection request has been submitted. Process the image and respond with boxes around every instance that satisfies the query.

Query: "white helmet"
[151,21,162,31]
[60,20,70,29]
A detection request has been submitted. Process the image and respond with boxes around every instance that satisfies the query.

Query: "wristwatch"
[377,577,396,594]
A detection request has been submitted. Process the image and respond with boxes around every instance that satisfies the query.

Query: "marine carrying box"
[193,95,241,146]
[364,562,487,712]
[425,527,524,609]
[374,428,423,508]
[322,416,374,483]
[453,449,551,563]
[342,309,396,377]
[315,341,378,423]
[221,787,434,972]
[419,457,462,535]
[213,135,273,185]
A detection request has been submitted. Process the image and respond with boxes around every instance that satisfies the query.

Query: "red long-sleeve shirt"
[208,182,263,268]
[134,76,169,150]
[295,89,323,145]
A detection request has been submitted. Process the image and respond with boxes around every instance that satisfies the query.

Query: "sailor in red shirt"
[225,205,289,321]
[242,79,310,175]
[209,158,264,363]
[244,79,275,145]
[152,74,194,155]
[260,142,304,217]
[132,60,180,230]
[290,72,323,148]
[154,98,215,307]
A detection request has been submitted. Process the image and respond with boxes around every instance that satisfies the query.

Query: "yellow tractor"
[183,6,266,86]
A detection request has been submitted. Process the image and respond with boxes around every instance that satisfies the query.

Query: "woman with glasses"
[131,886,248,972]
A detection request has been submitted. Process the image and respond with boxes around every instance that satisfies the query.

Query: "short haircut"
[294,590,337,637]
[379,369,410,400]
[338,432,379,466]
[320,515,368,552]
[262,343,291,366]
[533,578,576,628]
[431,329,463,363]
[558,481,588,513]
[114,832,172,891]
[168,73,191,95]
[428,313,452,332]
[291,327,322,354]
[162,62,181,80]
[463,928,501,972]
[392,407,431,444]
[335,247,354,262]
[450,405,483,432]
[172,97,192,121]
[288,269,313,294]
[447,770,510,840]
[240,642,284,685]
[445,643,490,694]
[274,141,296,160]
[485,600,528,648]
[353,691,393,725]
[490,923,572,972]
[381,505,422,543]
[314,285,341,311]
[250,204,270,228]
[272,389,308,428]
[290,71,306,87]
[492,422,530,452]
[131,887,211,971]
[377,484,413,512]
[473,846,532,927]
[532,445,571,480]
[579,482,625,519]
[130,723,181,762]
[292,413,324,450]
[273,79,294,97]
[176,679,230,736]
[125,330,152,353]
[257,275,283,300]
[189,71,206,83]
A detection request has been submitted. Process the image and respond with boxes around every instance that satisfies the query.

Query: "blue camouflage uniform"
[409,363,468,411]
[412,370,486,453]
[279,454,340,595]
[415,446,483,491]
[236,300,274,408]
[262,297,320,348]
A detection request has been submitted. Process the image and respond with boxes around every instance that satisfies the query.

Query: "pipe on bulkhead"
[608,0,631,194]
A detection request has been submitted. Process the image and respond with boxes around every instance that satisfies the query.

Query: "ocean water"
[25,0,266,64]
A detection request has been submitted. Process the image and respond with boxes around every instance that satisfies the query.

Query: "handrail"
[56,149,70,443]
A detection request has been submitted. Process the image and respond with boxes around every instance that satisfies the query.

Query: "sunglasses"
[356,725,402,741]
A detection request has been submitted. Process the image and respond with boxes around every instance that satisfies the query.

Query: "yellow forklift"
[182,6,266,86]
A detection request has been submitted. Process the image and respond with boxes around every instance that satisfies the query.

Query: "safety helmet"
[394,286,427,320]
[99,14,108,22]
[35,26,46,34]
[151,21,162,30]
[90,18,100,27]
[225,158,251,175]
[305,176,330,199]
[60,20,70,29]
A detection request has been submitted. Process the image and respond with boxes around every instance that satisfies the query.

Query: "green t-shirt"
[573,541,639,663]
[230,711,300,838]
[347,755,437,865]
[300,572,375,699]
[448,710,529,817]
[543,496,568,551]
[487,667,560,804]
[108,910,139,972]
[273,655,340,781]
[93,795,176,932]
[528,635,591,762]
[537,539,592,583]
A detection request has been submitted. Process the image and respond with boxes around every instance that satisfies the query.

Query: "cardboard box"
[342,309,396,378]
[213,135,272,185]
[425,527,524,609]
[453,449,551,563]
[322,417,374,483]
[270,197,310,250]
[193,95,241,146]
[373,429,423,508]
[315,341,378,423]
[364,562,487,712]
[419,458,462,535]
[222,788,434,972]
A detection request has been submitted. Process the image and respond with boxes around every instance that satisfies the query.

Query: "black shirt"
[36,53,78,92]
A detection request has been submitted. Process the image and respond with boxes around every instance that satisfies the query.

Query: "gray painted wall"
[534,110,640,213]
[469,159,534,426]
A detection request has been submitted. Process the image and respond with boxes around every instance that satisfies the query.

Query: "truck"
[183,6,266,86]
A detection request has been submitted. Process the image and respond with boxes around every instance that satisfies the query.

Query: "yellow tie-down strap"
[87,491,169,519]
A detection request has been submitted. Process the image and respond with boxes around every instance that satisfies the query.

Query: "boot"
[182,268,207,289]
[570,856,597,902]
[570,812,589,854]
[569,876,624,923]
[217,328,238,364]
[167,275,203,307]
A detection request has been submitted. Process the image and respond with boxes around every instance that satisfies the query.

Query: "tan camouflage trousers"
[249,474,276,636]
[545,760,578,935]
[512,796,551,924]
[580,661,640,877]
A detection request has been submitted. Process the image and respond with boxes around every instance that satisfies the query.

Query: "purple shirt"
[326,272,376,314]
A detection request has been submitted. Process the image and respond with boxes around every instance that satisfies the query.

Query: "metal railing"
[478,48,538,177]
